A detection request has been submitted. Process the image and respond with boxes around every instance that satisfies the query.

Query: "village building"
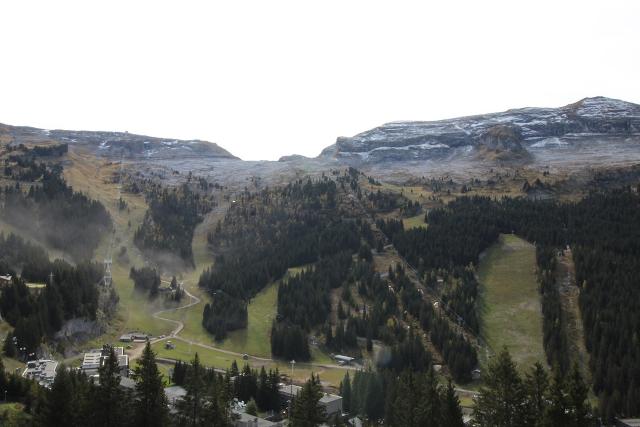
[333,355,355,365]
[119,332,150,342]
[81,345,129,376]
[234,412,283,427]
[278,384,343,419]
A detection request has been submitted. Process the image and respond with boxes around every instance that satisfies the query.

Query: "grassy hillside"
[478,234,546,370]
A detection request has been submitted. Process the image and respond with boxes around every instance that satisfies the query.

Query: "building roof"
[165,385,187,402]
[319,393,342,404]
[81,346,128,371]
[234,411,281,427]
[334,355,355,362]
[278,383,302,398]
[22,359,58,387]
[119,377,136,389]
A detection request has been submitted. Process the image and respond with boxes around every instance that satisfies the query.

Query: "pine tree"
[565,363,591,427]
[290,374,327,427]
[95,346,124,427]
[3,333,16,358]
[440,379,464,427]
[416,369,441,425]
[473,348,526,427]
[176,353,207,426]
[542,367,569,427]
[340,372,352,414]
[246,398,258,416]
[257,366,269,411]
[524,362,548,426]
[133,342,169,427]
[41,366,74,427]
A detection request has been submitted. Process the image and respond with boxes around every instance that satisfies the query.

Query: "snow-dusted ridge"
[322,96,640,163]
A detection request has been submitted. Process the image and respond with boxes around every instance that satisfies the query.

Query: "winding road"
[129,280,352,372]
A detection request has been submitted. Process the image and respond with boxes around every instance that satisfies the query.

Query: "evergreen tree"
[542,368,569,427]
[94,346,124,427]
[441,379,464,427]
[246,398,258,416]
[133,342,169,427]
[473,348,526,427]
[41,366,74,427]
[416,369,441,425]
[3,333,16,358]
[524,362,548,426]
[176,353,207,427]
[290,374,327,427]
[565,364,591,427]
[340,372,352,414]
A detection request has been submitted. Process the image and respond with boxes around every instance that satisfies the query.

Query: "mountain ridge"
[320,96,640,164]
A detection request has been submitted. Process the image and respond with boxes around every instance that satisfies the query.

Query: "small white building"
[333,355,355,365]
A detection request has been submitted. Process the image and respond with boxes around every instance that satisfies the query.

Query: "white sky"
[1,1,639,160]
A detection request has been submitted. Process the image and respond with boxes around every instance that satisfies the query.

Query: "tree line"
[134,182,214,265]
[0,233,105,354]
[381,190,640,419]
[199,177,362,341]
[1,164,112,260]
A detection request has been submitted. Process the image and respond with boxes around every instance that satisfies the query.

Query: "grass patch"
[152,339,352,387]
[478,234,546,370]
[0,402,31,424]
[218,282,278,357]
[403,214,427,230]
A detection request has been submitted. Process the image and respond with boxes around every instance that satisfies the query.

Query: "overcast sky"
[1,1,639,160]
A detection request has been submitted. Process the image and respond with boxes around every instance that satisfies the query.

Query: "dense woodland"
[0,233,105,354]
[134,183,213,265]
[1,165,112,260]
[199,177,363,342]
[129,266,161,298]
[381,189,640,419]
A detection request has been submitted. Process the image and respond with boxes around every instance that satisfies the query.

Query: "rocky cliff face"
[320,97,640,164]
[0,125,239,160]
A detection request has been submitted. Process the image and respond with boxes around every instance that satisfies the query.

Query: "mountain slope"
[320,97,640,164]
[0,124,238,160]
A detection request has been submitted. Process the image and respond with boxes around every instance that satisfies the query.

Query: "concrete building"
[81,345,129,376]
[119,332,150,342]
[234,412,283,427]
[165,385,187,412]
[319,392,343,418]
[278,384,343,419]
[22,359,58,388]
